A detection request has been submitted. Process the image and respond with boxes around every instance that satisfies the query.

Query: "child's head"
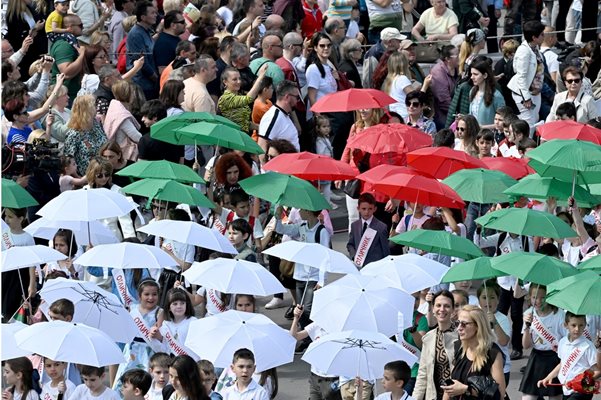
[61,155,77,176]
[43,359,67,382]
[231,348,256,385]
[80,365,107,393]
[421,216,445,231]
[53,229,78,258]
[357,193,377,220]
[299,209,321,222]
[234,294,256,313]
[528,284,556,313]
[167,208,191,222]
[3,357,34,392]
[454,280,472,292]
[120,369,153,399]
[315,115,331,137]
[476,280,501,311]
[137,278,159,310]
[3,207,28,231]
[214,189,232,209]
[475,129,494,157]
[257,76,273,99]
[169,355,206,398]
[227,218,252,247]
[198,360,217,394]
[502,115,517,141]
[164,288,195,321]
[48,298,74,322]
[564,312,586,340]
[382,360,410,394]
[555,101,577,121]
[54,0,70,14]
[149,353,171,388]
[141,99,167,128]
[451,289,469,315]
[518,137,537,156]
[229,189,250,218]
[493,106,514,132]
[510,119,529,144]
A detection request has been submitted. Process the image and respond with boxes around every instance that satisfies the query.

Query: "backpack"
[495,231,529,256]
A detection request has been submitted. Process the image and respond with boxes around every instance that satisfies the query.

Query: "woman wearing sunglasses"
[546,66,599,123]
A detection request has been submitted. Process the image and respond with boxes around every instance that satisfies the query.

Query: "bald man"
[265,14,285,31]
[249,33,285,86]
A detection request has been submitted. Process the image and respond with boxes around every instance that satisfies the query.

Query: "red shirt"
[301,0,323,39]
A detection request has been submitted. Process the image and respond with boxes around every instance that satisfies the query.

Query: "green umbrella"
[151,121,264,155]
[490,251,578,286]
[150,112,240,136]
[116,160,204,184]
[577,255,601,273]
[503,174,600,207]
[527,139,601,185]
[121,178,213,208]
[442,168,517,204]
[475,207,577,238]
[390,229,484,260]
[546,270,601,315]
[239,172,330,211]
[441,257,505,283]
[1,178,38,208]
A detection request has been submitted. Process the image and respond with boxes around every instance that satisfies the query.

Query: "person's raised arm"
[289,305,310,340]
[569,196,591,244]
[247,64,269,99]
[122,56,145,81]
[28,74,66,122]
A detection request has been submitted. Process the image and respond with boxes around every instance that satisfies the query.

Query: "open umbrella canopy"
[360,254,449,293]
[301,330,418,381]
[152,120,263,154]
[356,165,429,183]
[74,242,177,270]
[263,152,358,180]
[1,322,31,361]
[262,241,359,275]
[480,157,535,180]
[150,112,240,135]
[443,168,517,204]
[373,172,465,208]
[182,258,286,296]
[15,320,125,366]
[25,218,119,245]
[185,310,296,371]
[503,174,600,207]
[239,172,331,211]
[577,255,601,272]
[1,245,67,272]
[2,178,38,208]
[546,270,601,315]
[527,139,601,184]
[37,188,135,222]
[390,229,484,260]
[475,207,578,238]
[310,89,397,112]
[536,120,601,145]
[441,257,504,283]
[407,147,487,179]
[345,123,433,154]
[116,160,204,183]
[121,178,214,208]
[490,252,578,286]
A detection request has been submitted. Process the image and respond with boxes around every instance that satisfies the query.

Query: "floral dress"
[63,120,108,175]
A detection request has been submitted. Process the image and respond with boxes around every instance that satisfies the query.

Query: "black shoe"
[520,366,527,374]
[284,305,295,320]
[295,340,310,355]
[510,350,523,360]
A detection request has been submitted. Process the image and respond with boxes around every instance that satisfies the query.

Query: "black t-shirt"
[153,32,180,69]
[451,341,502,399]
[138,134,184,163]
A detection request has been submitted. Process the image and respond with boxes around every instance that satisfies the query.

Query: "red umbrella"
[356,165,430,184]
[407,147,487,179]
[310,89,397,113]
[536,120,601,144]
[262,152,358,180]
[481,157,535,180]
[346,124,433,154]
[372,172,465,209]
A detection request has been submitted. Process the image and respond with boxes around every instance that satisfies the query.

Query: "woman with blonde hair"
[90,31,112,54]
[103,80,142,162]
[441,305,506,400]
[64,95,108,175]
[383,52,421,120]
[47,84,72,149]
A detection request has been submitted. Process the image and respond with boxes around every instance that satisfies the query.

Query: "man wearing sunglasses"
[50,14,86,102]
[154,11,187,75]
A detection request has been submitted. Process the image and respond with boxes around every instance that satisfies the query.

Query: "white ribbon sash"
[558,344,587,383]
[130,307,163,352]
[112,268,133,308]
[400,338,422,359]
[354,227,377,267]
[531,314,559,350]
[159,324,200,361]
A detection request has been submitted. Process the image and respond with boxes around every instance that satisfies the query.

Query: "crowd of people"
[3,0,601,399]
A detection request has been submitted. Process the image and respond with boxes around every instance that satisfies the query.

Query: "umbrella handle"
[299,280,309,306]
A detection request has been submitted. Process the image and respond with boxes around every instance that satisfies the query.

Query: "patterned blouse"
[63,120,108,176]
[218,90,253,133]
[407,115,437,136]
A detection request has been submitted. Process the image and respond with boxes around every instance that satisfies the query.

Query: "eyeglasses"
[175,19,185,24]
[95,54,108,60]
[288,93,300,100]
[457,320,475,328]
[71,23,84,28]
[318,43,332,49]
[406,101,421,108]
[95,173,110,179]
[457,127,465,132]
[351,47,362,52]
[291,43,303,47]
[565,78,581,84]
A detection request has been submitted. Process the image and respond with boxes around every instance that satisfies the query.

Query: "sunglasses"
[457,127,465,132]
[565,78,581,84]
[71,23,84,28]
[175,19,185,24]
[318,43,332,49]
[406,101,421,108]
[95,173,110,179]
[457,320,475,328]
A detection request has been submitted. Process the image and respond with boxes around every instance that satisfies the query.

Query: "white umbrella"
[25,218,119,246]
[182,258,286,296]
[310,274,415,336]
[74,242,177,270]
[1,322,32,361]
[1,245,67,272]
[184,310,295,372]
[15,320,125,367]
[138,220,237,254]
[39,278,138,343]
[302,330,418,381]
[361,254,449,293]
[262,241,358,275]
[36,188,135,221]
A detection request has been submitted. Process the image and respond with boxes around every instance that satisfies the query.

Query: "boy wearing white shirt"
[220,349,269,400]
[41,359,76,400]
[374,361,414,400]
[70,366,120,400]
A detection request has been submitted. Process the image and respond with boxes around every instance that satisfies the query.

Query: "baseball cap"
[400,39,417,50]
[380,28,406,42]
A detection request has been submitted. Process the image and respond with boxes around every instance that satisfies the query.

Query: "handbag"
[336,70,353,91]
[415,43,440,63]
[466,376,500,400]
[343,179,361,199]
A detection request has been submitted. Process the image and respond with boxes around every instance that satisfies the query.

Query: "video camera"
[2,139,61,178]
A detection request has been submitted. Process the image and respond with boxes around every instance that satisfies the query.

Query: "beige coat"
[413,327,458,400]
